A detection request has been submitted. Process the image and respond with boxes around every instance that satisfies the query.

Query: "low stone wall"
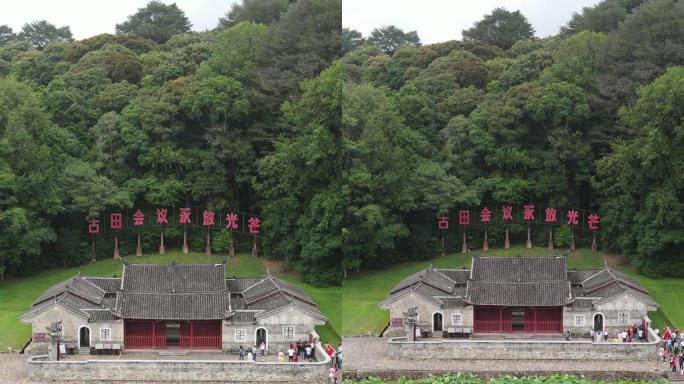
[387,329,659,361]
[27,345,331,382]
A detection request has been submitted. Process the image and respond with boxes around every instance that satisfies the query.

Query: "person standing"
[278,350,285,363]
[260,341,266,357]
[252,345,257,362]
[238,345,245,361]
[287,345,295,362]
[336,342,343,369]
[679,352,684,375]
[305,343,313,362]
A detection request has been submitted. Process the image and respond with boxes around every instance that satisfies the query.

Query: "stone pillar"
[113,236,120,259]
[461,232,468,254]
[251,235,258,258]
[159,232,165,255]
[591,231,597,252]
[482,228,489,251]
[569,228,576,252]
[136,233,142,256]
[504,228,510,249]
[526,226,532,248]
[548,227,554,250]
[182,229,189,254]
[205,231,212,256]
[229,235,235,259]
[91,238,96,262]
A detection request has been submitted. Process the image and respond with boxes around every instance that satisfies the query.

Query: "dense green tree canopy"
[367,25,420,55]
[2,0,684,284]
[115,1,192,43]
[462,7,534,50]
[19,20,72,50]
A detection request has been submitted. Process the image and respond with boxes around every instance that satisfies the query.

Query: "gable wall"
[222,307,323,352]
[27,306,123,353]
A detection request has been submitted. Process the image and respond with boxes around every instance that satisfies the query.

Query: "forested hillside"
[339,0,684,280]
[1,0,684,286]
[0,0,342,283]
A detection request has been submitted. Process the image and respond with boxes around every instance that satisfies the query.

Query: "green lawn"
[0,250,340,349]
[341,245,679,337]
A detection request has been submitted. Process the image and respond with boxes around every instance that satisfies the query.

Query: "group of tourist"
[324,342,342,383]
[656,326,684,374]
[237,341,269,362]
[276,340,316,363]
[589,324,648,343]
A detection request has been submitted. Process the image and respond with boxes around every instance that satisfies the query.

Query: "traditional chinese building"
[380,256,657,337]
[21,263,326,353]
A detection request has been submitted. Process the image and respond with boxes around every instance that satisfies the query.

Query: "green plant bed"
[343,374,665,383]
[0,250,340,349]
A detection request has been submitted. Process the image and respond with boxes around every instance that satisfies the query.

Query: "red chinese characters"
[133,209,145,226]
[545,207,558,223]
[110,213,122,230]
[156,208,169,225]
[458,210,470,225]
[225,212,239,230]
[88,218,100,234]
[202,210,215,227]
[480,207,491,223]
[248,216,261,234]
[523,204,535,221]
[437,215,449,230]
[179,208,192,225]
[566,209,579,226]
[587,214,600,230]
[502,205,513,221]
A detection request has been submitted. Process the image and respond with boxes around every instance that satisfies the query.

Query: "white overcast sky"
[2,0,600,43]
[1,0,239,39]
[343,0,601,44]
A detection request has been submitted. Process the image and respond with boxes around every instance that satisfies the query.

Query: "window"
[618,311,629,325]
[99,328,111,341]
[452,312,463,326]
[234,329,246,341]
[574,315,585,326]
[283,326,295,340]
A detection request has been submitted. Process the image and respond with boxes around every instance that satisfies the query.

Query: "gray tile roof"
[228,311,256,323]
[437,269,470,284]
[24,264,327,325]
[440,297,467,308]
[389,268,456,296]
[86,278,122,292]
[84,309,118,322]
[465,281,572,306]
[570,298,594,309]
[122,263,226,292]
[115,292,231,320]
[226,278,262,292]
[471,256,567,282]
[381,257,658,313]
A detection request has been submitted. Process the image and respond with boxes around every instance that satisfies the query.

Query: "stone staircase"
[77,347,90,355]
[668,372,684,382]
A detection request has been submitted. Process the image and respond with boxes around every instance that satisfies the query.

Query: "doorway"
[256,328,267,349]
[79,327,90,348]
[593,313,604,332]
[512,308,525,331]
[166,322,180,347]
[433,312,443,332]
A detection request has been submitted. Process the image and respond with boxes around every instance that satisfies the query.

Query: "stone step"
[77,348,90,355]
[159,350,189,356]
[667,372,684,382]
